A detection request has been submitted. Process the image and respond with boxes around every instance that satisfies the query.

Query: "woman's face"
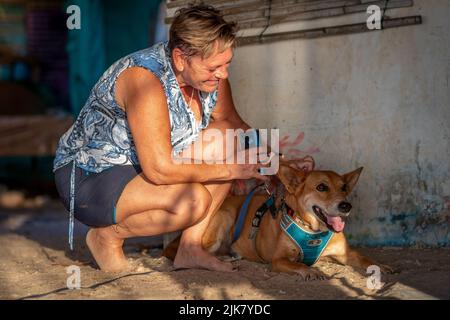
[182,46,233,93]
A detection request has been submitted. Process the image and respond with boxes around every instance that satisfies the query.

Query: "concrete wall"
[229,0,450,246]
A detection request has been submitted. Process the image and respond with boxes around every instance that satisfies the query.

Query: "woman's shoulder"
[118,66,164,96]
[127,42,169,75]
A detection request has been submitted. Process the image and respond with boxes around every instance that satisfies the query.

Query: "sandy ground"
[0,198,449,300]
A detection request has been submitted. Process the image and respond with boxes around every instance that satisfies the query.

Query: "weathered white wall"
[229,0,450,246]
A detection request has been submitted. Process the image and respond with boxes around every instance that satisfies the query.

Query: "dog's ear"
[277,164,307,194]
[343,167,363,194]
[280,156,315,173]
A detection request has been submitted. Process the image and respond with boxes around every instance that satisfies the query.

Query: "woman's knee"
[184,183,212,225]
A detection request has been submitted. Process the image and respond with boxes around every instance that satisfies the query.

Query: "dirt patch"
[0,200,449,300]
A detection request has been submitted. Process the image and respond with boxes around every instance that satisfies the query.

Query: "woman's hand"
[227,148,271,181]
[228,162,270,181]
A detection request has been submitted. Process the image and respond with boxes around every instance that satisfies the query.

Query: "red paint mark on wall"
[279,132,320,159]
[230,132,319,195]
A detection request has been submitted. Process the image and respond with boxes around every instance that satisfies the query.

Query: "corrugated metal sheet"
[165,0,420,45]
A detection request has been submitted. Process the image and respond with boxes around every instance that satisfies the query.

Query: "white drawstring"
[69,160,76,251]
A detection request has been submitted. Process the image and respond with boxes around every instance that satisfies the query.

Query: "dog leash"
[248,185,287,263]
[248,197,275,263]
[248,193,277,240]
[231,181,279,262]
[231,183,266,243]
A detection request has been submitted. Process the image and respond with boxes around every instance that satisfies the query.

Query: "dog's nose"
[338,202,352,213]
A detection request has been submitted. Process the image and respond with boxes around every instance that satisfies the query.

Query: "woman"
[54,4,312,273]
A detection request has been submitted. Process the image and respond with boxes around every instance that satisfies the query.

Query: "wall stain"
[348,166,450,247]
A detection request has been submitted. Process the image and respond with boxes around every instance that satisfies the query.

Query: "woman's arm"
[211,79,251,131]
[116,67,266,185]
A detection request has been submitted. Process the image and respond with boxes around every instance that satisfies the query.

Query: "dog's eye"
[342,184,348,192]
[316,183,328,192]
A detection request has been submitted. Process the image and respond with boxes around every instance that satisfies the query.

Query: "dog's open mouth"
[312,205,345,233]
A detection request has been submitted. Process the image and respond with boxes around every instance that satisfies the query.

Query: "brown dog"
[164,164,393,280]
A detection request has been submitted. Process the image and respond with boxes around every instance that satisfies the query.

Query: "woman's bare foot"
[173,244,236,272]
[86,228,131,273]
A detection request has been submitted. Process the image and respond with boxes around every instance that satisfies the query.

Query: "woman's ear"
[172,48,185,72]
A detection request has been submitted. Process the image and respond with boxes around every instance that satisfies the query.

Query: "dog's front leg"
[332,248,395,274]
[271,233,326,280]
[325,233,395,274]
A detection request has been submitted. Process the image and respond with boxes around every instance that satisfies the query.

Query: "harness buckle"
[270,204,278,219]
[249,226,258,239]
[263,181,271,195]
[279,198,287,215]
[252,216,261,227]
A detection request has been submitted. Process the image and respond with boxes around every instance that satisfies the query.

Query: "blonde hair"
[169,3,237,60]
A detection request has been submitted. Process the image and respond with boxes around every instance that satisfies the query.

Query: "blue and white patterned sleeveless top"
[53,41,218,173]
[54,41,218,250]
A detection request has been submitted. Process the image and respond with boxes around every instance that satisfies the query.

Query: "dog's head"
[277,164,363,233]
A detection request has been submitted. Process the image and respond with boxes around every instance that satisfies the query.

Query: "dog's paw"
[297,269,327,281]
[218,255,242,262]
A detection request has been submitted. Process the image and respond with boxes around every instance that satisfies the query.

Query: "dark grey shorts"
[54,162,142,227]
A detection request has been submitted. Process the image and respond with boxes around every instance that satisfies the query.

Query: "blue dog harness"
[280,207,333,266]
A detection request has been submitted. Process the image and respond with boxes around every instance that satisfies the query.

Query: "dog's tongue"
[326,215,345,232]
